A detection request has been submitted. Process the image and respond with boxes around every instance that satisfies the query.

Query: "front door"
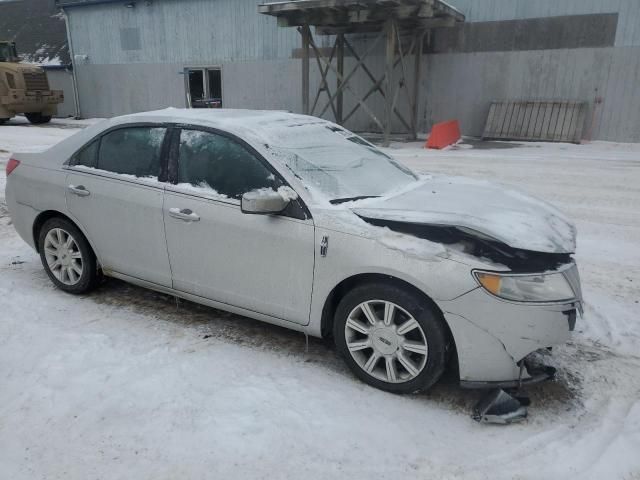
[163,128,315,324]
[65,126,172,287]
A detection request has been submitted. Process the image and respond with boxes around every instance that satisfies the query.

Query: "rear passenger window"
[71,140,99,168]
[177,129,277,199]
[98,127,166,178]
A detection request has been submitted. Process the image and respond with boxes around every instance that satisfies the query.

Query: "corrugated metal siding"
[66,0,300,65]
[45,69,76,117]
[66,0,640,142]
[448,0,640,46]
[421,46,640,142]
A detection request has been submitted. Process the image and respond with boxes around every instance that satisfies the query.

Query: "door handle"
[169,207,200,222]
[68,185,90,197]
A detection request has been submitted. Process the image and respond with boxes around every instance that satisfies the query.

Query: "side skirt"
[106,270,314,336]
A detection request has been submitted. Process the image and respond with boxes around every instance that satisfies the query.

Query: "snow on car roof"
[29,108,361,171]
[121,108,350,148]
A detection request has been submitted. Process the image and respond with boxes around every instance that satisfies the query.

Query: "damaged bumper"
[461,357,557,389]
[440,263,582,387]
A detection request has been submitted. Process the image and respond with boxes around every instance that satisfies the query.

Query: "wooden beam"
[310,39,338,115]
[411,29,425,139]
[342,36,413,131]
[300,25,311,115]
[383,18,397,145]
[308,34,339,120]
[336,33,345,124]
[317,30,385,117]
[308,33,386,132]
[258,0,464,28]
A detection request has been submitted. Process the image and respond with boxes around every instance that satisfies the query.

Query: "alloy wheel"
[43,228,84,286]
[344,300,428,383]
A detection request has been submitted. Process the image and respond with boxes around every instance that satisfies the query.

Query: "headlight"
[474,271,575,303]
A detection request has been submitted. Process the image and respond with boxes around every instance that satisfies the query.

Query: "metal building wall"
[65,0,302,117]
[422,0,640,142]
[44,68,77,118]
[448,0,640,46]
[65,0,640,142]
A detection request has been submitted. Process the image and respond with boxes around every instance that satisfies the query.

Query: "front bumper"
[440,263,582,386]
[1,89,64,113]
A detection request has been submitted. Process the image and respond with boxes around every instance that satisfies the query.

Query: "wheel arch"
[32,210,97,259]
[320,273,460,380]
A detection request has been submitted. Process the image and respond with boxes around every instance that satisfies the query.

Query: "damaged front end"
[357,215,582,424]
[473,388,530,424]
[471,352,558,424]
[359,216,572,272]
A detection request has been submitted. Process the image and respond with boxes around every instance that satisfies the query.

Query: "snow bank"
[1,124,639,480]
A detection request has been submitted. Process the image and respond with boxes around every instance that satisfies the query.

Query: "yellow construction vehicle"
[0,41,64,124]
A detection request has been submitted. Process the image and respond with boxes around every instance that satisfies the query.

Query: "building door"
[185,67,222,108]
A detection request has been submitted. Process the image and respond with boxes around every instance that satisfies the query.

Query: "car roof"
[117,108,337,147]
[31,108,361,170]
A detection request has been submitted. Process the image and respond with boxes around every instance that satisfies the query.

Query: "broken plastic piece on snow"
[472,388,528,425]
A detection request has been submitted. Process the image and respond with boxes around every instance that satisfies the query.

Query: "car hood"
[351,176,576,254]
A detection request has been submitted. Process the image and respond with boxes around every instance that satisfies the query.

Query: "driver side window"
[176,129,278,199]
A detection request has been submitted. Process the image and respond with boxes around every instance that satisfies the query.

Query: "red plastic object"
[5,157,20,176]
[425,120,461,149]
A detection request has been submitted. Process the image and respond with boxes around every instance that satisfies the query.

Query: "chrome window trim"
[63,165,167,192]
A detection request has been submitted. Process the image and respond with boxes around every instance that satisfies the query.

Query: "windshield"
[272,133,417,202]
[0,43,17,62]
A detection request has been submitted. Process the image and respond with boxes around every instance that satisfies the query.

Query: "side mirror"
[241,189,290,215]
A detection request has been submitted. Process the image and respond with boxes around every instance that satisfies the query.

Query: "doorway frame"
[183,66,223,108]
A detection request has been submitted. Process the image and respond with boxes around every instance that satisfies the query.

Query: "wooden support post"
[383,19,396,146]
[310,41,337,115]
[411,30,425,140]
[336,33,345,124]
[301,25,310,115]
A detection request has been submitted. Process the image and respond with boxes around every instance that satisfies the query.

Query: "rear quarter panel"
[7,164,69,249]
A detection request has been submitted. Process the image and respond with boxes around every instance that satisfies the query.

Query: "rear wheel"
[0,118,8,125]
[38,217,100,294]
[25,113,52,124]
[334,282,448,394]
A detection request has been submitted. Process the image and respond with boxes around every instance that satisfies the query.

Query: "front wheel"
[38,217,100,294]
[25,113,52,124]
[334,282,448,394]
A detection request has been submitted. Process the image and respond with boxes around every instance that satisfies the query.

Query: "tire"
[25,113,52,124]
[334,282,448,394]
[38,217,100,294]
[0,118,8,125]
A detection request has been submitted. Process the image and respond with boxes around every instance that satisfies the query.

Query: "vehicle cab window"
[176,129,278,199]
[97,127,167,178]
[70,140,99,168]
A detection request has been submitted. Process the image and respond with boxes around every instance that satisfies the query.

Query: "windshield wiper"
[330,195,380,205]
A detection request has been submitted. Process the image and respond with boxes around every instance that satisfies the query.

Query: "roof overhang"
[55,0,134,8]
[259,0,465,34]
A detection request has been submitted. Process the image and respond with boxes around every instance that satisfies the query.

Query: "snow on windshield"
[268,125,417,201]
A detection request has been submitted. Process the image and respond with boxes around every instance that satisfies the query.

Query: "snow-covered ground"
[1,119,639,479]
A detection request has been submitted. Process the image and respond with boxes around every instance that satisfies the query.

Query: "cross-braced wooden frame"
[259,0,464,145]
[299,20,425,145]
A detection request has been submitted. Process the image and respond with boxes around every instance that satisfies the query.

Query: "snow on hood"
[351,175,577,254]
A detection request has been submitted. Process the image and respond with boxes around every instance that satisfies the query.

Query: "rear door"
[162,127,315,324]
[65,125,173,287]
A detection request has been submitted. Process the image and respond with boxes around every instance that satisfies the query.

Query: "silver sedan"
[5,109,583,393]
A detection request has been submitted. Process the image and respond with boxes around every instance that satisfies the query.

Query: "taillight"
[6,158,20,176]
